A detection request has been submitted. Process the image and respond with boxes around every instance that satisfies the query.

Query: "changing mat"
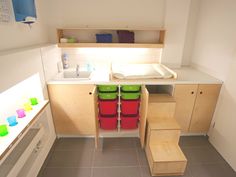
[112,64,177,79]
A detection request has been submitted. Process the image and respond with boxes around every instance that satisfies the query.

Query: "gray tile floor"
[38,136,236,177]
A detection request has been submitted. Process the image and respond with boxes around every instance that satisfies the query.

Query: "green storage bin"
[121,92,140,100]
[99,92,118,100]
[98,85,118,92]
[121,85,141,92]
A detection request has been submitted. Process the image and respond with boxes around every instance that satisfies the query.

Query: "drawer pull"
[191,91,194,94]
[200,91,203,94]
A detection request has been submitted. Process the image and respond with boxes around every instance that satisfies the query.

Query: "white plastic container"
[62,53,69,69]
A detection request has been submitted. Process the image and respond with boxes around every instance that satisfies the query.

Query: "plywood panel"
[189,84,221,133]
[148,94,176,119]
[48,84,96,135]
[139,86,149,148]
[145,143,187,176]
[173,84,198,132]
[149,129,180,145]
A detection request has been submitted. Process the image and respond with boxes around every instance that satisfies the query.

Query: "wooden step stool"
[145,118,187,176]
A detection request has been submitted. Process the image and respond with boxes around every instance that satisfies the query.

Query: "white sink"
[63,70,92,79]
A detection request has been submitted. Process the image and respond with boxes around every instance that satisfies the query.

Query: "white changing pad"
[112,64,176,79]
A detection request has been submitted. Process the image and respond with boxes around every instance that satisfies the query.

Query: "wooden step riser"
[148,102,176,119]
[152,161,187,176]
[148,129,181,145]
[145,145,187,176]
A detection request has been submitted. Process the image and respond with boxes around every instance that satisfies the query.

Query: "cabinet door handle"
[89,92,92,95]
[191,91,194,94]
[200,91,203,94]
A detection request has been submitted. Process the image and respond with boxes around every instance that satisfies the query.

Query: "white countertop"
[47,66,222,85]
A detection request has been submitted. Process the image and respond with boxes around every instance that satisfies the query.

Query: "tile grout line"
[90,146,96,177]
[135,144,144,177]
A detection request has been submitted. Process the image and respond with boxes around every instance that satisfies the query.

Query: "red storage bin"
[99,114,118,130]
[120,114,139,129]
[98,98,118,115]
[120,99,140,115]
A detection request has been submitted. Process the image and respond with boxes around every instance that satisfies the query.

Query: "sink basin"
[63,70,92,79]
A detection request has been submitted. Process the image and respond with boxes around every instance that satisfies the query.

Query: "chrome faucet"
[76,64,80,76]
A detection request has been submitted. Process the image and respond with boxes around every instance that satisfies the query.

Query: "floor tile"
[38,137,236,177]
[190,163,236,177]
[93,149,138,167]
[92,167,141,177]
[134,138,143,148]
[40,167,91,177]
[136,148,149,166]
[37,147,55,176]
[140,166,152,177]
[182,146,225,164]
[47,149,94,167]
[54,138,95,151]
[140,165,193,177]
[99,137,137,150]
[179,136,210,148]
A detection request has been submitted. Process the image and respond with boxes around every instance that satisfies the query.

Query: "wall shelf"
[57,28,165,48]
[58,43,164,48]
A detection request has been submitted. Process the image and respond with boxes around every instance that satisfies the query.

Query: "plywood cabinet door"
[174,84,198,132]
[48,84,96,135]
[189,84,221,133]
[139,86,149,148]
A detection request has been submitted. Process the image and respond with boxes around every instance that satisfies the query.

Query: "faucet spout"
[76,64,79,76]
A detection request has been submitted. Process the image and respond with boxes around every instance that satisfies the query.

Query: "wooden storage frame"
[57,27,166,48]
[95,85,148,148]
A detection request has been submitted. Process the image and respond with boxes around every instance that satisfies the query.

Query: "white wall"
[162,0,192,67]
[190,0,236,171]
[62,48,163,68]
[44,0,165,42]
[0,0,49,51]
[181,0,200,65]
[43,0,192,67]
[0,48,46,94]
[41,45,61,82]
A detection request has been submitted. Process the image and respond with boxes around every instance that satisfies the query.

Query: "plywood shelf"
[57,42,164,48]
[57,28,166,49]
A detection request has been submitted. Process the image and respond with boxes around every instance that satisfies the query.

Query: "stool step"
[145,142,187,176]
[147,118,181,146]
[148,117,180,130]
[148,94,176,119]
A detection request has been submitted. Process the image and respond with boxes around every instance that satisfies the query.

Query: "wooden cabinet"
[57,28,165,48]
[189,84,221,132]
[48,84,148,148]
[174,84,221,133]
[174,85,198,132]
[48,84,97,135]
